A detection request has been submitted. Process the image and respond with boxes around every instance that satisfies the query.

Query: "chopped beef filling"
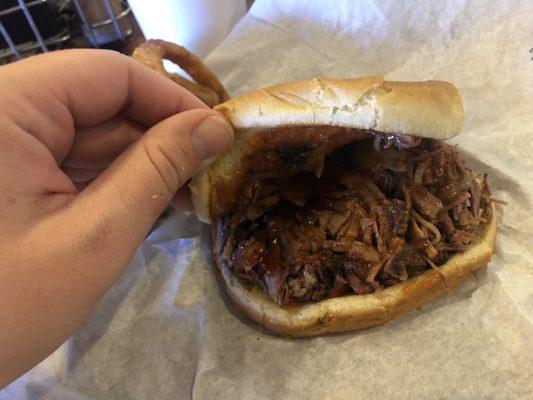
[213,131,493,305]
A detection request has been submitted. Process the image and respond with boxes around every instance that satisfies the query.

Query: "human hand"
[0,50,233,387]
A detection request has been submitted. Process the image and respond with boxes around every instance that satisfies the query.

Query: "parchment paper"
[2,0,532,399]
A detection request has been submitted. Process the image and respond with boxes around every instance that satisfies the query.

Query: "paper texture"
[3,0,532,398]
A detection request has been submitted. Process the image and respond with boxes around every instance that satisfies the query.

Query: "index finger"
[0,48,208,128]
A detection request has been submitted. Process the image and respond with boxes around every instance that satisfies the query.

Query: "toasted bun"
[215,206,496,337]
[190,77,464,223]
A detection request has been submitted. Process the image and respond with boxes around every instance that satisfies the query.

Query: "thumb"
[72,108,233,258]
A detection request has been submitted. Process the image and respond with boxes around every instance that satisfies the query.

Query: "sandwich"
[189,77,497,337]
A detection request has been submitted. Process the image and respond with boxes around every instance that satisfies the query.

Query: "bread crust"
[190,77,464,223]
[214,206,497,337]
[214,77,463,138]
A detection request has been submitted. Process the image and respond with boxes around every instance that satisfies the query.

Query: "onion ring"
[132,39,229,108]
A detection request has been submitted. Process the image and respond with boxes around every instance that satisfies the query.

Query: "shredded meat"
[233,237,266,272]
[410,185,443,219]
[213,131,493,305]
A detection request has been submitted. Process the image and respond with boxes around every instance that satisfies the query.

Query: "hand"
[0,49,233,387]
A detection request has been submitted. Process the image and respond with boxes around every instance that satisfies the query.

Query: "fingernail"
[191,115,234,160]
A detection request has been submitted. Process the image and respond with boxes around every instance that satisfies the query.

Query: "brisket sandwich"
[190,77,497,337]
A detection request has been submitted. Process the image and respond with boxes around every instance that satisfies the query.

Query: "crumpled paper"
[3,0,532,399]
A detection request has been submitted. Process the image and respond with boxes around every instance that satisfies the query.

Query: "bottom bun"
[215,205,497,337]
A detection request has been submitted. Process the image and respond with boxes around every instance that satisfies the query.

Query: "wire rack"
[0,0,132,62]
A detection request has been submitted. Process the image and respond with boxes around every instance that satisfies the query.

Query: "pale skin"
[0,49,234,388]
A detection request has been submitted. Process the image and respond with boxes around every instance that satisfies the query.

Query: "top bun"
[190,77,464,223]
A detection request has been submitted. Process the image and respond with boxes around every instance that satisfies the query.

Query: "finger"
[0,49,208,162]
[69,109,233,261]
[63,116,143,169]
[62,166,103,183]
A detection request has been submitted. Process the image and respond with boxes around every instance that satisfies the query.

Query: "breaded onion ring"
[132,39,229,108]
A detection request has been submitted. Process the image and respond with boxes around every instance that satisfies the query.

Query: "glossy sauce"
[212,126,372,215]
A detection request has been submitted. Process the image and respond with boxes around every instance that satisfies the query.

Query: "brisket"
[213,133,493,305]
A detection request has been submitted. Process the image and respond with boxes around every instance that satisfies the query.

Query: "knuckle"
[141,138,193,195]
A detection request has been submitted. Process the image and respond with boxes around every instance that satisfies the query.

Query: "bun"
[215,77,463,137]
[190,77,464,223]
[215,206,496,337]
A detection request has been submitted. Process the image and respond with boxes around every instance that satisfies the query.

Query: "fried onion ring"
[132,39,229,108]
